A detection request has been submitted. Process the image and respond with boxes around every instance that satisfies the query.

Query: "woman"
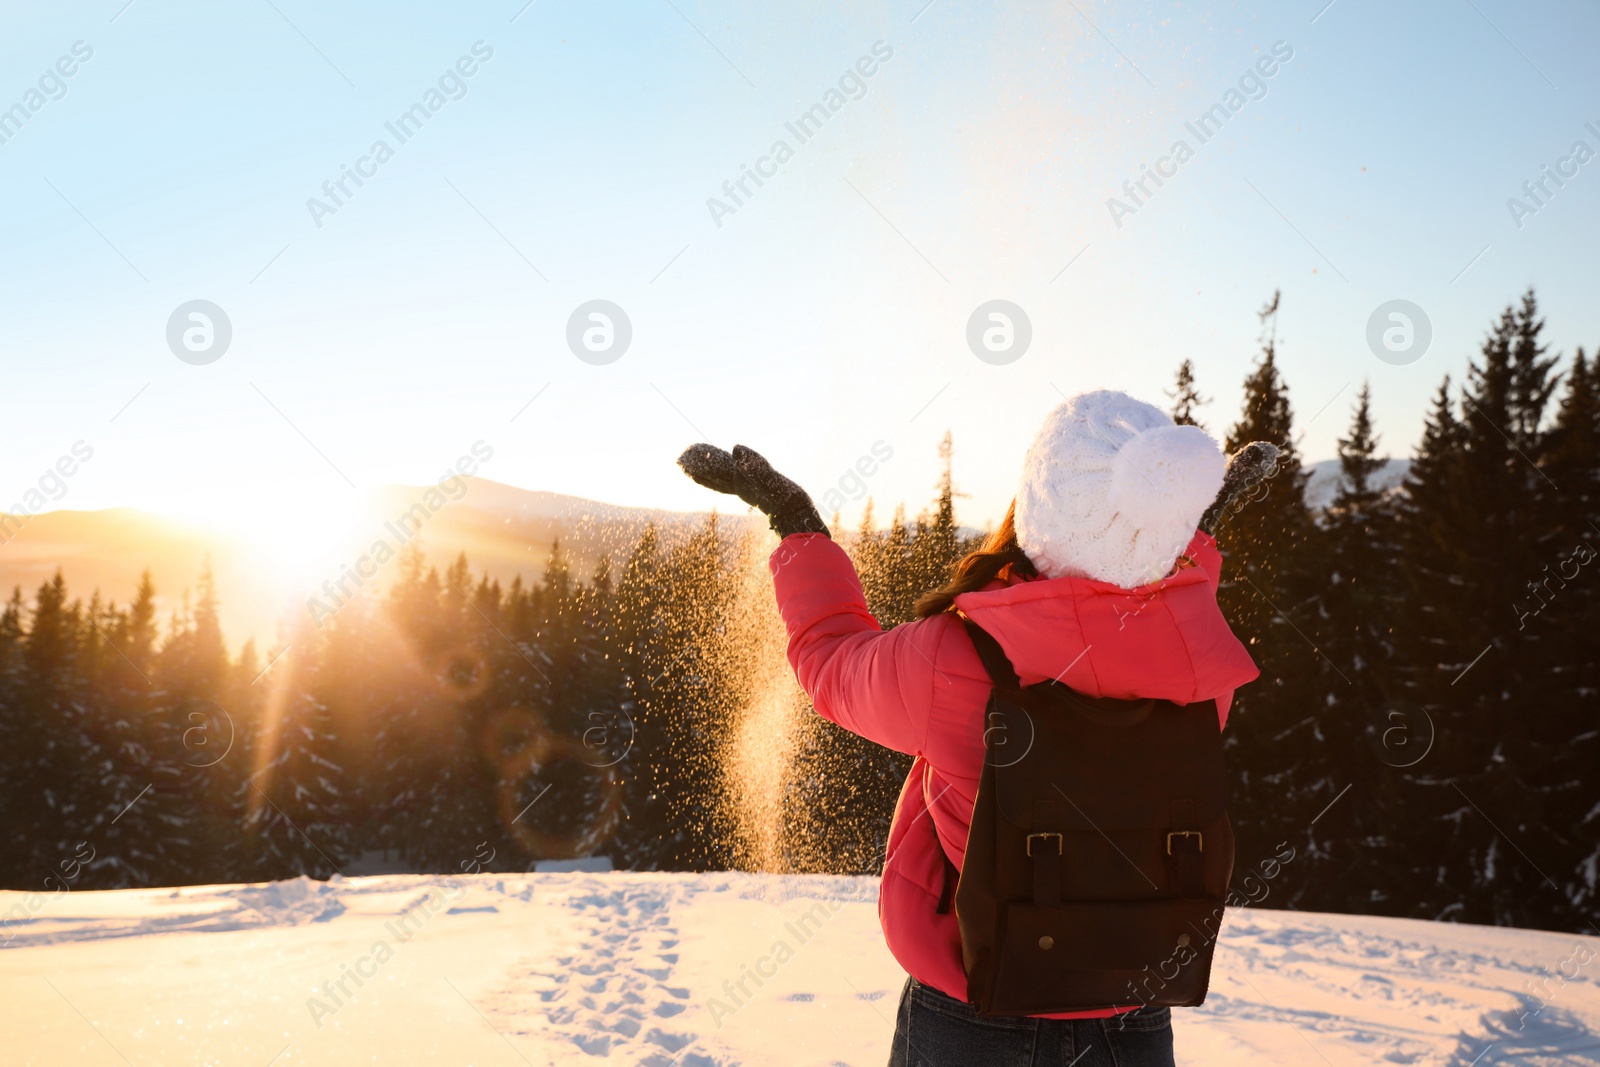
[679,390,1271,1067]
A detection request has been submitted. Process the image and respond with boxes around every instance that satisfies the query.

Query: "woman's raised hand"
[677,443,830,539]
[1198,441,1280,535]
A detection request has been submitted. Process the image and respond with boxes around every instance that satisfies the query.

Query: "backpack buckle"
[1026,833,1062,857]
[1166,830,1203,854]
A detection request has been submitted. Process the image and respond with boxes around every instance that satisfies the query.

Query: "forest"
[1,289,1595,937]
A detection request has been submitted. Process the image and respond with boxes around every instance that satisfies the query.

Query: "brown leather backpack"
[952,617,1235,1016]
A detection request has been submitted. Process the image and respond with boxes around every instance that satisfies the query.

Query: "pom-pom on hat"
[1014,390,1225,589]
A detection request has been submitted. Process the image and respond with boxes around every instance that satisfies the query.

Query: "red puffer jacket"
[767,530,1258,1018]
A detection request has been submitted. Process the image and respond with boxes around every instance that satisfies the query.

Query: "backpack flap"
[991,685,1229,901]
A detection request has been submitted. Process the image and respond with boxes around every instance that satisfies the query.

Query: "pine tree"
[1509,289,1561,456]
[922,431,961,573]
[0,587,25,884]
[369,547,499,872]
[150,567,253,886]
[1214,292,1336,905]
[1537,350,1600,915]
[1448,295,1565,926]
[1388,293,1574,928]
[1393,376,1467,703]
[496,542,628,866]
[611,516,739,870]
[80,584,161,888]
[236,625,350,881]
[1323,383,1395,692]
[1168,358,1208,429]
[611,523,679,868]
[12,575,99,882]
[1317,384,1409,912]
[573,555,635,862]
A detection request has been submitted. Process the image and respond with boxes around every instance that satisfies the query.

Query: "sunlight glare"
[157,479,376,595]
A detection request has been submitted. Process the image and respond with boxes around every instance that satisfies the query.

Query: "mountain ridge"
[1,464,1387,650]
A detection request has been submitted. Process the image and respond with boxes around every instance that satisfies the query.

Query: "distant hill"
[1,464,1408,652]
[0,504,237,635]
[1303,457,1411,511]
[0,480,746,653]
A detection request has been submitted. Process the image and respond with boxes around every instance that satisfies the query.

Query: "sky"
[3,0,1600,537]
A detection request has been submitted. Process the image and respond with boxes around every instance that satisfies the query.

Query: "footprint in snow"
[484,884,715,1065]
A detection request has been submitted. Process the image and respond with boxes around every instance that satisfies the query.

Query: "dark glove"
[1198,441,1280,535]
[677,443,830,539]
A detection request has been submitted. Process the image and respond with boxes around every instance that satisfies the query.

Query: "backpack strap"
[961,615,1065,906]
[1167,797,1206,896]
[935,849,959,914]
[959,615,1020,690]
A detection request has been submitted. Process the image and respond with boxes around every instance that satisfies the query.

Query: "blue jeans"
[887,978,1175,1067]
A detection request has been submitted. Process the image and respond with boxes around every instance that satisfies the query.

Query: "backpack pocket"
[986,897,1224,1014]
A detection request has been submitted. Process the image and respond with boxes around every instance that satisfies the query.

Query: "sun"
[159,478,377,594]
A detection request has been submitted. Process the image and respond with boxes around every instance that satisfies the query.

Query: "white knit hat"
[1014,390,1226,589]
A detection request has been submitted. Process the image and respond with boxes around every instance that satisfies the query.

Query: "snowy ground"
[2,871,1597,1066]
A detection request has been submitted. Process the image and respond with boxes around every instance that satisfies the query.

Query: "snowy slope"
[2,872,1596,1066]
[1303,458,1412,512]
